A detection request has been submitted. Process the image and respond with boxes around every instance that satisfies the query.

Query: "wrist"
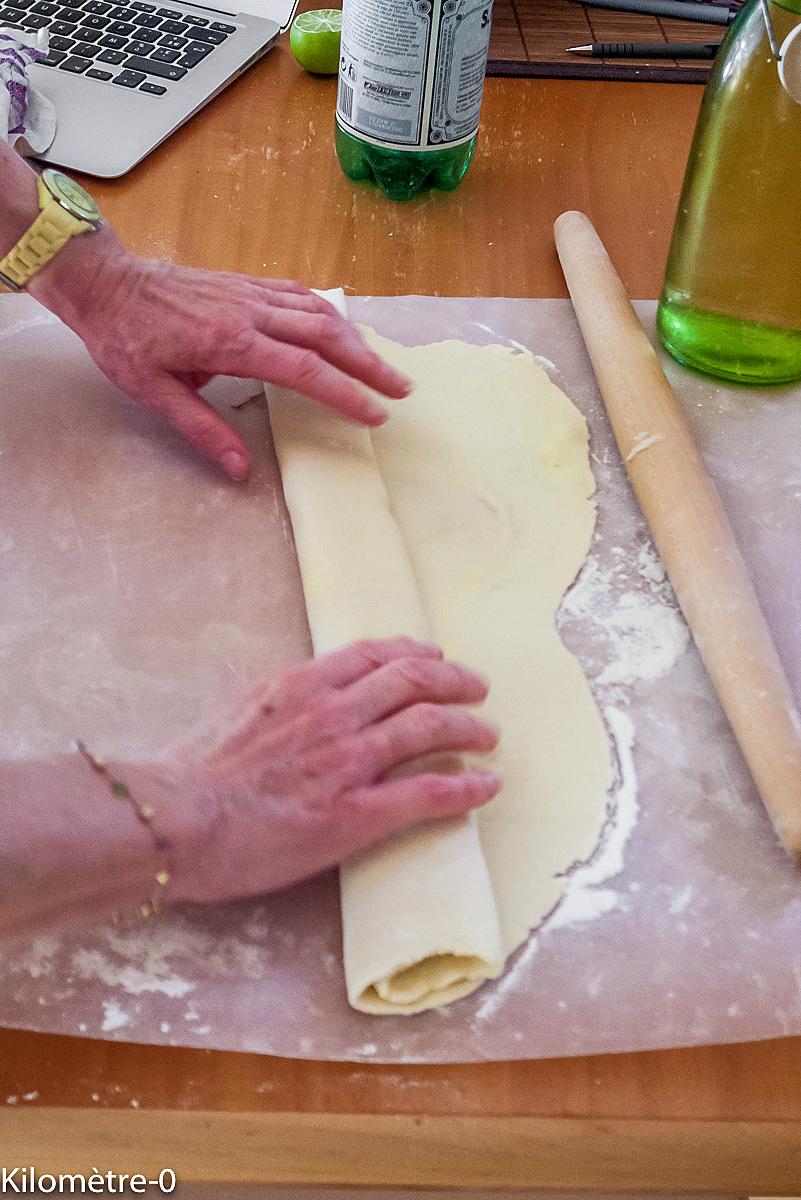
[0,156,130,323]
[105,757,221,909]
[27,221,132,330]
[2,163,40,247]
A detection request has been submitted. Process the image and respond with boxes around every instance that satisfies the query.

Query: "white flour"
[70,926,198,1000]
[101,1000,131,1032]
[527,538,691,938]
[597,599,689,686]
[475,541,687,1024]
[474,705,639,1023]
[559,540,689,692]
[626,433,665,461]
[545,706,639,932]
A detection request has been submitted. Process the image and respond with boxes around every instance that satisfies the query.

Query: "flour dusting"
[546,706,638,931]
[486,537,689,954]
[5,937,60,979]
[474,705,639,1023]
[669,884,694,915]
[559,539,689,692]
[474,936,539,1021]
[72,947,194,1000]
[69,921,208,999]
[101,1000,131,1032]
[597,600,689,686]
[626,433,664,461]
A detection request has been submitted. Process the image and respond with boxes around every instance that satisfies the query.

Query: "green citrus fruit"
[289,9,342,75]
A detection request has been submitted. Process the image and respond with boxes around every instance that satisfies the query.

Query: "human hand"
[166,638,500,905]
[29,228,410,481]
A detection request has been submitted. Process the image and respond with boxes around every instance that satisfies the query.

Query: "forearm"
[0,139,40,247]
[0,753,212,940]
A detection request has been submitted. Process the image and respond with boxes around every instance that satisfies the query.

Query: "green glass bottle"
[335,0,493,202]
[657,0,801,384]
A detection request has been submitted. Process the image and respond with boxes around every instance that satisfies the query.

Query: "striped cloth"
[0,27,55,152]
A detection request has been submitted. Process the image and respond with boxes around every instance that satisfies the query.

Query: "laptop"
[16,0,295,176]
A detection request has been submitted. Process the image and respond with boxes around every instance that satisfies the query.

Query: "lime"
[289,9,342,75]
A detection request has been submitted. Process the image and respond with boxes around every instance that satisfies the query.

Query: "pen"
[567,39,722,55]
[571,0,740,25]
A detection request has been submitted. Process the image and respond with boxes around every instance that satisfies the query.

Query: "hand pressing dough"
[268,331,613,1015]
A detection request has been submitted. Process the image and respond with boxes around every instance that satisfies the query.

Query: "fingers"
[245,288,340,315]
[219,274,412,402]
[213,641,444,747]
[213,640,444,739]
[312,638,444,688]
[343,656,489,727]
[143,376,252,480]
[254,308,411,401]
[362,705,499,777]
[246,276,323,297]
[232,334,391,425]
[352,770,502,845]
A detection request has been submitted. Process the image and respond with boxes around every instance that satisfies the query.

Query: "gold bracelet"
[74,740,172,919]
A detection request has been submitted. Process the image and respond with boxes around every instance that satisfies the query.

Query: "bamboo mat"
[487,0,726,80]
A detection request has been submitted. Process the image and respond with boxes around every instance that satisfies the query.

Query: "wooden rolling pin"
[554,209,801,857]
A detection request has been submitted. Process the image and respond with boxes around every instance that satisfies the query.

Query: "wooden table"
[4,32,801,1194]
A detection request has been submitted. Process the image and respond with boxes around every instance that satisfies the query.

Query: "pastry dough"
[268,332,612,1014]
[268,391,504,1013]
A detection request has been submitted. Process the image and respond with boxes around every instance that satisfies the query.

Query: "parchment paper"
[0,292,799,1063]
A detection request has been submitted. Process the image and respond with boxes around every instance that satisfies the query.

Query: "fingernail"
[365,402,389,425]
[388,373,413,396]
[469,667,492,689]
[222,451,248,480]
[472,770,503,792]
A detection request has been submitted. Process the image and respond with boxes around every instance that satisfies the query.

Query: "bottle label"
[337,0,493,151]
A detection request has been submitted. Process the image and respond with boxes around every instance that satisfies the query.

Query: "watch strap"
[0,176,92,290]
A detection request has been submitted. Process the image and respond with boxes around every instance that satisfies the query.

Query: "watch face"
[42,169,101,223]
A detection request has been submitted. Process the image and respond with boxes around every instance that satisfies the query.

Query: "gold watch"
[0,168,102,293]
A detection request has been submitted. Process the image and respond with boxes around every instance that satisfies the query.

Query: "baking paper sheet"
[0,292,800,1063]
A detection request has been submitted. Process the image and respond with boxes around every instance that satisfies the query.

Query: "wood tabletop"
[85,31,699,300]
[5,27,801,1194]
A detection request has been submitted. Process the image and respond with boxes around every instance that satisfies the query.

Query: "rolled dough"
[268,331,613,1015]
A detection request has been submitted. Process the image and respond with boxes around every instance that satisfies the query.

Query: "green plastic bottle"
[657,0,801,384]
[335,0,494,201]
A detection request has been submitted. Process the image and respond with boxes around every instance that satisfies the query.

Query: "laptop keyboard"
[0,0,237,95]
